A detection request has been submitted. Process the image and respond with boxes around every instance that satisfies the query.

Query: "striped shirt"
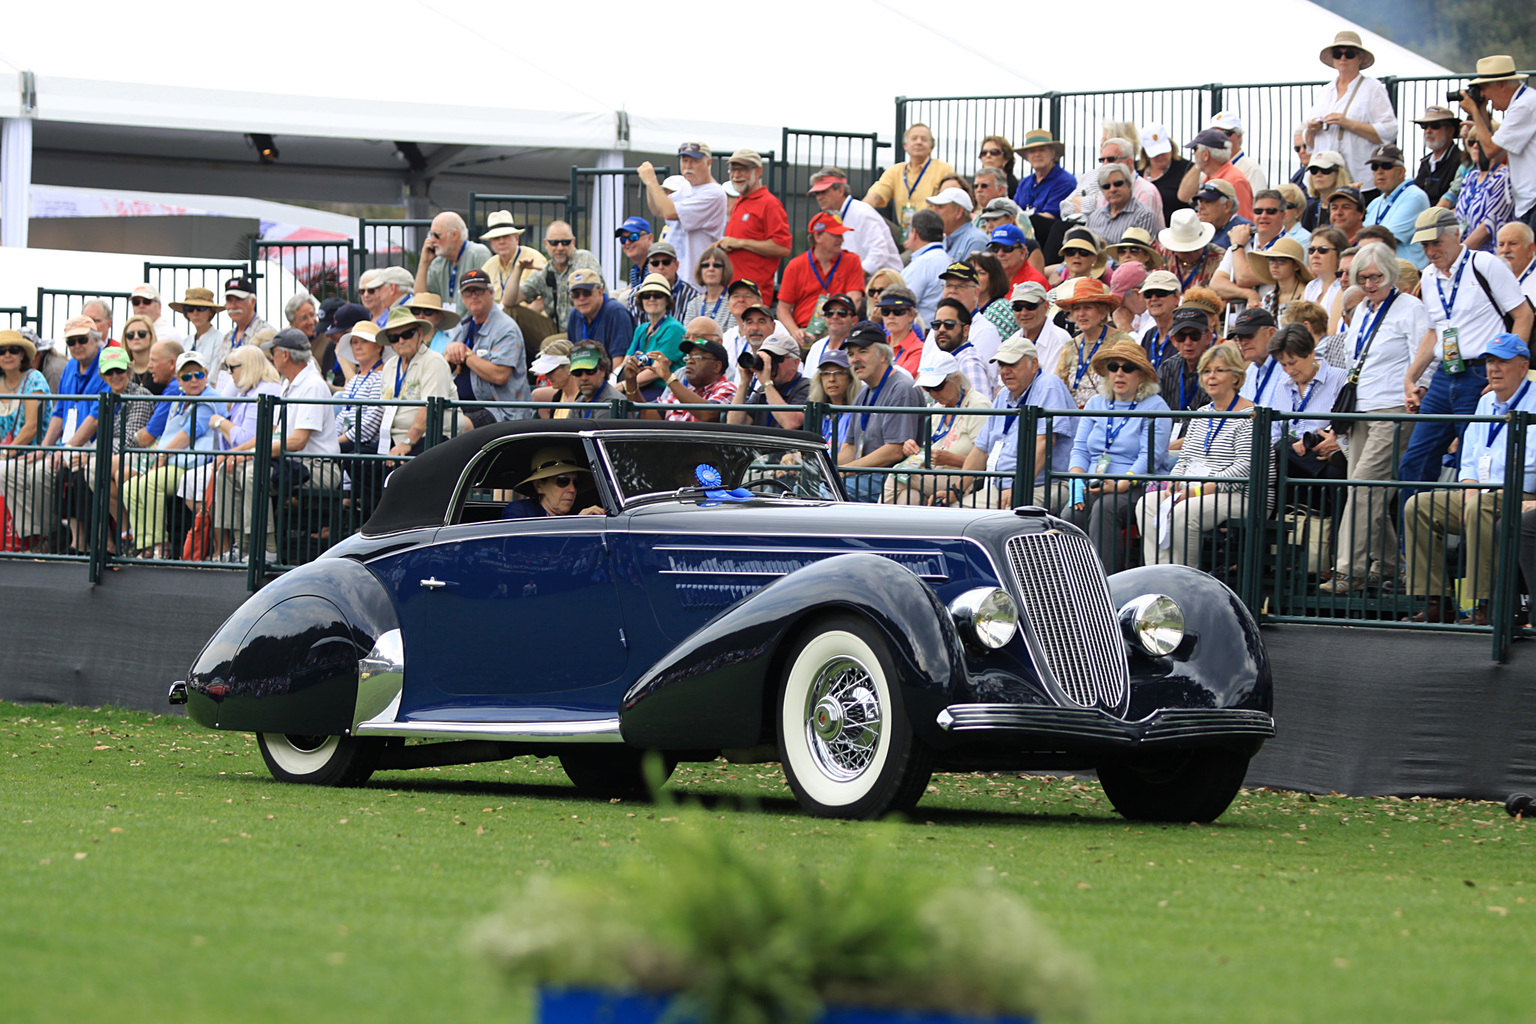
[1170,405,1257,496]
[679,292,738,334]
[335,362,385,446]
[1085,198,1161,246]
[660,373,736,421]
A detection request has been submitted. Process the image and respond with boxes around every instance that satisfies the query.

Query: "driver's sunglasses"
[549,474,578,488]
[570,367,602,377]
[1332,46,1358,60]
[1011,300,1044,312]
[178,370,207,382]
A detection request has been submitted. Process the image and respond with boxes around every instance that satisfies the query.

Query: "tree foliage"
[1315,0,1535,73]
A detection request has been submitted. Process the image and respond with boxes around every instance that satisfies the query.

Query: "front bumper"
[935,704,1275,749]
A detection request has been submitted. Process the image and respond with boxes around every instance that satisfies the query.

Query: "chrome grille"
[1004,532,1129,711]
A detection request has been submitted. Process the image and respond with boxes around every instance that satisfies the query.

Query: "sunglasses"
[1098,156,1123,163]
[124,330,151,340]
[548,474,578,488]
[1104,180,1128,189]
[978,148,1004,157]
[0,346,24,356]
[1308,245,1336,254]
[1253,207,1282,216]
[882,307,915,315]
[987,243,1022,254]
[1332,46,1359,59]
[178,370,207,382]
[104,366,131,378]
[360,286,380,295]
[1367,162,1398,172]
[647,256,675,267]
[825,308,853,317]
[1307,166,1335,175]
[867,288,884,298]
[700,261,726,269]
[1293,145,1307,154]
[1011,300,1044,312]
[931,319,963,329]
[570,367,602,377]
[1102,360,1139,373]
[571,288,596,297]
[546,238,574,246]
[1173,330,1204,341]
[66,336,94,346]
[619,232,644,244]
[392,327,420,341]
[130,297,154,306]
[1141,289,1177,299]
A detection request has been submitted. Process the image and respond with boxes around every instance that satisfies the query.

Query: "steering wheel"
[744,476,795,496]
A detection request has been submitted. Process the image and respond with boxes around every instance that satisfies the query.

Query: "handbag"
[180,469,219,562]
[0,495,20,552]
[1330,291,1398,435]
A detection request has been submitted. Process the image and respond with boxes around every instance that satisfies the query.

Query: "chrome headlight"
[1119,594,1184,656]
[950,587,1019,649]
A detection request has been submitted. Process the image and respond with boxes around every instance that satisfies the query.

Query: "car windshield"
[600,436,839,506]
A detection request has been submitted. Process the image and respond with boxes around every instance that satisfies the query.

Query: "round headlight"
[950,587,1019,650]
[1119,594,1185,656]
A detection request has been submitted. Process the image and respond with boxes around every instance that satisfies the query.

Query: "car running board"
[352,717,623,743]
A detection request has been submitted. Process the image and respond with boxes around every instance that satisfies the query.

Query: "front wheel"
[1097,746,1252,823]
[257,733,382,787]
[777,614,932,819]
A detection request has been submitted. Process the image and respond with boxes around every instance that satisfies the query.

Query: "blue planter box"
[538,988,1033,1024]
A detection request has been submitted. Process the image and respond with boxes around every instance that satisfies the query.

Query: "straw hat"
[404,291,462,330]
[1090,339,1155,380]
[1158,209,1216,253]
[380,306,436,340]
[169,287,224,314]
[479,210,524,241]
[517,446,589,493]
[1055,276,1120,311]
[1469,55,1528,86]
[0,329,36,362]
[1017,128,1065,157]
[1110,227,1163,268]
[1245,238,1314,285]
[1319,30,1375,71]
[634,272,674,304]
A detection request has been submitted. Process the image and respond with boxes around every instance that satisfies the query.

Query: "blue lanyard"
[1257,231,1285,251]
[1488,380,1531,447]
[1176,254,1203,291]
[1203,394,1241,456]
[808,250,842,292]
[1074,327,1107,387]
[903,158,933,202]
[930,390,964,444]
[1104,399,1139,448]
[1370,182,1408,225]
[822,411,839,445]
[1180,361,1197,409]
[1253,358,1278,403]
[1144,328,1163,369]
[859,365,893,431]
[840,196,854,221]
[394,356,406,397]
[1289,376,1321,429]
[705,293,725,320]
[1437,250,1471,319]
[1003,378,1036,435]
[446,242,466,299]
[1522,260,1536,286]
[1354,289,1399,359]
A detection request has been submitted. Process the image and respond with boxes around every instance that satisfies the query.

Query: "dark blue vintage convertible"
[171,420,1273,822]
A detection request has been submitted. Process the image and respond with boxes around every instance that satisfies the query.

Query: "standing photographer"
[1461,56,1536,234]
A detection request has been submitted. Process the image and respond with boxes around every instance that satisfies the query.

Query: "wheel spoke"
[804,656,883,781]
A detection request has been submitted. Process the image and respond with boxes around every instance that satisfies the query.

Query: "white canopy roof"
[0,1,1453,156]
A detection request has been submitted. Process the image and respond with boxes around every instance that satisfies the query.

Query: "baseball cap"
[1229,308,1277,336]
[728,148,763,168]
[939,261,978,283]
[988,224,1028,249]
[616,216,651,237]
[821,293,857,314]
[1110,261,1148,297]
[915,351,961,388]
[927,187,974,213]
[530,350,570,376]
[1411,206,1460,244]
[568,268,604,292]
[661,175,689,194]
[991,336,1039,364]
[727,278,761,296]
[175,351,210,373]
[875,291,916,311]
[1010,281,1048,304]
[845,320,887,348]
[679,338,729,365]
[677,141,711,160]
[98,347,131,374]
[459,269,492,292]
[817,348,851,371]
[1367,143,1405,168]
[63,315,95,339]
[568,346,605,372]
[739,300,775,321]
[808,211,851,235]
[1140,123,1173,158]
[1196,179,1236,203]
[130,283,160,302]
[224,276,255,299]
[260,327,311,353]
[1140,270,1181,294]
[327,302,371,336]
[758,334,799,359]
[1487,333,1531,360]
[1187,128,1230,150]
[648,241,678,261]
[1207,111,1245,133]
[1171,307,1210,333]
[1327,184,1365,209]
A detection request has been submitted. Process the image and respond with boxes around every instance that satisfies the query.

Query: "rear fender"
[620,553,965,749]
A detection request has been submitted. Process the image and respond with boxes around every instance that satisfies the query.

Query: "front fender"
[1107,564,1272,720]
[620,553,965,749]
[184,558,400,735]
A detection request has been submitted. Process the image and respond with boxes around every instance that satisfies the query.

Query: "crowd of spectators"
[2,36,1534,626]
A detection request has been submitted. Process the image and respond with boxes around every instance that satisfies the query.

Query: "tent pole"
[1,115,34,249]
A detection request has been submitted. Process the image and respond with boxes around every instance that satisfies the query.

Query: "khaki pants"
[1403,489,1530,600]
[123,465,186,550]
[1136,488,1249,568]
[1335,411,1413,578]
[227,456,344,548]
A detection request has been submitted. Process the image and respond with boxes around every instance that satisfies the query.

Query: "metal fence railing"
[467,194,570,253]
[251,240,355,319]
[34,289,134,345]
[356,218,432,293]
[0,306,30,331]
[143,262,251,311]
[777,131,885,254]
[3,392,1528,659]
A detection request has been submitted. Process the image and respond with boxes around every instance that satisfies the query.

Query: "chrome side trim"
[353,718,623,742]
[653,545,950,582]
[936,704,1275,746]
[353,629,404,729]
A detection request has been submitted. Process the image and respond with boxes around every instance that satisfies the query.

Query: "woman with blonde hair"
[680,246,736,331]
[1277,182,1311,243]
[863,267,906,320]
[531,338,578,419]
[120,314,158,391]
[1300,151,1350,231]
[198,345,282,561]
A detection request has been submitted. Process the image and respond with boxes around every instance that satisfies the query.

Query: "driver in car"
[501,446,606,518]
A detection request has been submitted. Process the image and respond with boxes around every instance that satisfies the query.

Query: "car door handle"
[419,577,452,590]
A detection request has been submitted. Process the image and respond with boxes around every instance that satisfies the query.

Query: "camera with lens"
[1447,84,1482,104]
[738,351,764,372]
[634,352,653,368]
[1302,430,1324,451]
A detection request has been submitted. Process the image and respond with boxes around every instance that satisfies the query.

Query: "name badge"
[1478,453,1494,482]
[1094,453,1112,474]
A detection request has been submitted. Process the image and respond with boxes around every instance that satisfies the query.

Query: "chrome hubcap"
[803,657,882,781]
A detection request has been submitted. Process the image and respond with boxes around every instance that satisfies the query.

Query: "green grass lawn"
[3,700,1534,1024]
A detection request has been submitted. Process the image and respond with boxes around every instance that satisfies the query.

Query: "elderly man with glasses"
[414,211,491,316]
[515,219,602,331]
[222,276,272,353]
[638,142,729,289]
[1362,144,1432,268]
[1086,162,1160,247]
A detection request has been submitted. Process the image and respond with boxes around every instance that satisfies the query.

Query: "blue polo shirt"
[567,296,636,361]
[49,351,108,443]
[143,378,184,440]
[1013,164,1077,218]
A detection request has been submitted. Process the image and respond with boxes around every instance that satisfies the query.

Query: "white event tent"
[1,0,1454,255]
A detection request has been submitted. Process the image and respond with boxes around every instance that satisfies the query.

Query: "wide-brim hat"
[0,329,36,361]
[1470,55,1528,86]
[635,272,674,304]
[404,291,462,330]
[1056,276,1120,311]
[1158,209,1216,252]
[480,210,524,241]
[517,446,590,493]
[1017,128,1065,157]
[170,287,224,314]
[380,306,436,339]
[1110,227,1163,268]
[1090,339,1155,379]
[1246,237,1315,285]
[1320,30,1375,71]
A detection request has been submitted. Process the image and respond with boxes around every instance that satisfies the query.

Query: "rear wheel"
[777,614,932,819]
[559,748,676,800]
[1097,747,1252,823]
[257,733,382,787]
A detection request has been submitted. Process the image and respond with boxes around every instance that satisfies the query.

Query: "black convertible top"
[362,418,823,536]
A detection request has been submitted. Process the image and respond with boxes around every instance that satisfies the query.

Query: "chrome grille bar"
[1005,532,1129,711]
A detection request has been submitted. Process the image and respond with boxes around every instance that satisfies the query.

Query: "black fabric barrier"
[3,562,1533,800]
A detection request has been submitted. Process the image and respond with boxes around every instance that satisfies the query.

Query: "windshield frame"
[594,430,844,509]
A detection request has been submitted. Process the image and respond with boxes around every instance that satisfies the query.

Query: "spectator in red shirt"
[985,224,1049,288]
[874,286,925,378]
[718,149,791,304]
[777,212,866,346]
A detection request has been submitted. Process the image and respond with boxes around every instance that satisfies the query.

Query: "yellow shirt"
[862,158,957,212]
[481,246,548,304]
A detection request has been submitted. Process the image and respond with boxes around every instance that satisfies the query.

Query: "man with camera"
[727,333,809,431]
[624,319,735,424]
[1459,56,1536,232]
